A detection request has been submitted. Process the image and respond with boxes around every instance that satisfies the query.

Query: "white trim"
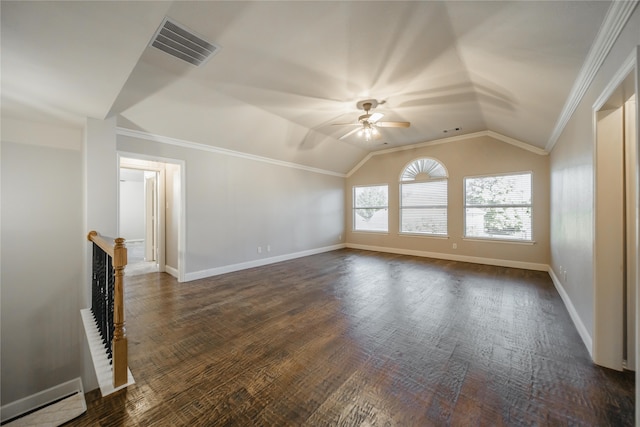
[345,243,548,271]
[80,309,135,396]
[462,238,535,246]
[351,230,389,235]
[184,244,346,282]
[117,151,187,283]
[486,131,548,156]
[546,0,639,151]
[594,49,637,112]
[0,378,85,423]
[165,265,179,279]
[548,267,594,358]
[117,127,345,178]
[347,130,547,177]
[398,233,450,240]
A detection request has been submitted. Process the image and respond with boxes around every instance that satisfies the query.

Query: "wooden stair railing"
[82,230,132,394]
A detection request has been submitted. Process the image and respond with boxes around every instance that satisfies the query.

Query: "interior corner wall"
[0,125,83,405]
[549,6,640,345]
[345,135,550,268]
[85,117,118,239]
[117,134,345,279]
[165,163,180,271]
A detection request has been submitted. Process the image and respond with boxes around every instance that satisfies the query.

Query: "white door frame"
[117,152,186,282]
[592,47,639,371]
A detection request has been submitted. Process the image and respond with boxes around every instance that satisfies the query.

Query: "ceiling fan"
[333,99,410,141]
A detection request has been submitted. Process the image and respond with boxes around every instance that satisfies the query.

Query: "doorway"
[119,167,160,275]
[118,155,184,281]
[593,54,638,372]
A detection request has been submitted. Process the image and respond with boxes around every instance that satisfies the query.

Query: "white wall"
[0,124,83,405]
[549,6,640,346]
[119,169,145,241]
[117,133,345,279]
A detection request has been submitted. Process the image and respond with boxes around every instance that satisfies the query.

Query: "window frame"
[399,158,449,237]
[352,183,389,233]
[463,171,534,243]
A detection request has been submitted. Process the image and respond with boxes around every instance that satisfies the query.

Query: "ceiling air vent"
[149,17,220,66]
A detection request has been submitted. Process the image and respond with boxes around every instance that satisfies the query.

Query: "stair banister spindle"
[87,231,128,388]
[111,237,128,386]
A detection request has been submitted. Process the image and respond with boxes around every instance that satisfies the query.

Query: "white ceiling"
[1,1,612,174]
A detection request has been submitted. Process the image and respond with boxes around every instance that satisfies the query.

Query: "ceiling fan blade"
[339,127,361,140]
[331,123,361,126]
[376,121,410,128]
[369,112,384,123]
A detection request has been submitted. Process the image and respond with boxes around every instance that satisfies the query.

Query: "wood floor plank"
[68,249,634,426]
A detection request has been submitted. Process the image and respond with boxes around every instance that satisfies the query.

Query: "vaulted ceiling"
[1,1,612,174]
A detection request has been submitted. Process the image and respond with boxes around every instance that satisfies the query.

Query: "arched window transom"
[401,158,447,182]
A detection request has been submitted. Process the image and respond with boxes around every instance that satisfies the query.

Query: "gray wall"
[549,5,640,342]
[1,139,83,405]
[117,134,345,278]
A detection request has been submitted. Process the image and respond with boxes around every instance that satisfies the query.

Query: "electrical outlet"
[452,243,457,249]
[267,245,271,252]
[257,246,262,254]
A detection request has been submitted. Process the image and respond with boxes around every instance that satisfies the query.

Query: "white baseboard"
[548,267,593,357]
[0,377,85,424]
[80,309,135,397]
[165,265,179,279]
[345,243,549,271]
[184,244,346,282]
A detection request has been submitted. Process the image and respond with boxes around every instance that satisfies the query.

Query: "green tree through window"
[464,173,532,240]
[353,185,388,232]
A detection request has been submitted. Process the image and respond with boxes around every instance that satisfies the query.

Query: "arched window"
[399,158,448,235]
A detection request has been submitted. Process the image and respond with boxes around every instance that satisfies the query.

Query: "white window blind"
[400,158,448,235]
[464,172,532,241]
[353,185,388,232]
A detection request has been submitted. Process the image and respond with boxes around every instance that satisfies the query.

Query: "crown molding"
[593,46,638,111]
[116,127,346,178]
[346,130,547,177]
[545,0,639,152]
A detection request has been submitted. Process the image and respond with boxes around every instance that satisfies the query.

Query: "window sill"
[352,230,389,235]
[463,237,536,245]
[399,233,449,240]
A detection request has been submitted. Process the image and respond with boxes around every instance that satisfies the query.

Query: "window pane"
[465,173,531,206]
[401,181,447,207]
[353,185,388,232]
[401,208,447,234]
[465,207,532,240]
[354,185,388,208]
[400,180,448,234]
[354,208,388,231]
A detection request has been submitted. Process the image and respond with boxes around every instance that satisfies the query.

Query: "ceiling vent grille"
[149,18,220,66]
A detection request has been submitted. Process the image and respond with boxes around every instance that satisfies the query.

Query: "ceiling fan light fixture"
[333,98,410,142]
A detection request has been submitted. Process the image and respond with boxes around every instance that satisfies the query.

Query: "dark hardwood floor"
[69,249,634,426]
